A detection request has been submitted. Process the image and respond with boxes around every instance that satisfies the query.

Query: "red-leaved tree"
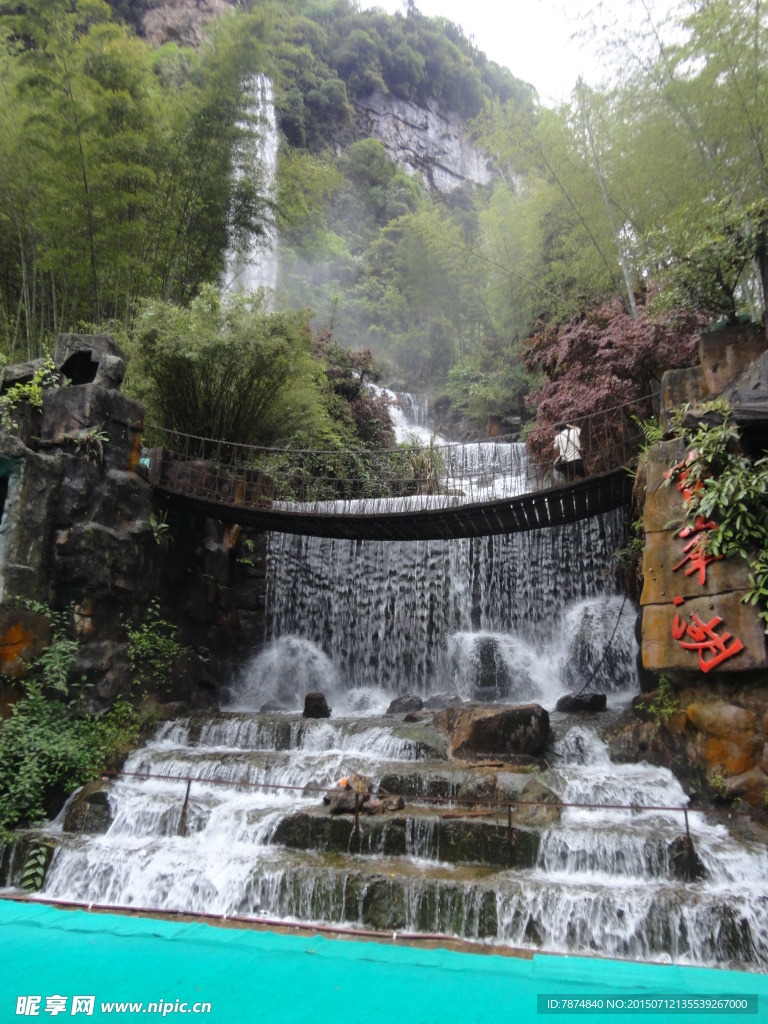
[522,297,707,472]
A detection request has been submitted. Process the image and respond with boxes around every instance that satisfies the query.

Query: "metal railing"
[99,768,751,846]
[142,400,645,517]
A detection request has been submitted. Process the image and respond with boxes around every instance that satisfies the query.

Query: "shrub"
[131,285,325,447]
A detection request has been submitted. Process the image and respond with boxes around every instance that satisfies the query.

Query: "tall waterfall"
[222,75,279,297]
[241,392,637,711]
[7,393,767,970]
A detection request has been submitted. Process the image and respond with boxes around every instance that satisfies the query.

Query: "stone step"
[269,808,540,870]
[154,712,448,760]
[9,834,762,963]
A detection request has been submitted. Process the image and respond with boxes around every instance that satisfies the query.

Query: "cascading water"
[259,526,633,706]
[222,74,279,297]
[6,393,767,968]
[379,388,432,445]
[23,720,768,966]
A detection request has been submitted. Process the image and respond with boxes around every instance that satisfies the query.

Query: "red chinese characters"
[667,457,744,672]
[671,597,744,673]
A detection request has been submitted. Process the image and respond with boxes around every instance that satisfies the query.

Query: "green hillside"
[1,0,765,439]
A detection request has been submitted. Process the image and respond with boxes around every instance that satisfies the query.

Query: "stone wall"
[634,323,768,808]
[0,335,267,712]
[641,324,768,679]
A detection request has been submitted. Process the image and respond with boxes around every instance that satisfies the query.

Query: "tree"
[0,0,270,355]
[522,296,706,470]
[131,285,326,447]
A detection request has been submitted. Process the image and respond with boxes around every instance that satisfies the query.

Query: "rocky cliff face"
[116,2,493,194]
[118,0,232,48]
[354,92,493,194]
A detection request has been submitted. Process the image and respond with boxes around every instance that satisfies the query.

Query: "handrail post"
[178,777,192,837]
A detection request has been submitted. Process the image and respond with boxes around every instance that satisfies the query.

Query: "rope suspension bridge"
[144,402,643,541]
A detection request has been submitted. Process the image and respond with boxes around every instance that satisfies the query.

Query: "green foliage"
[57,425,110,465]
[0,600,143,838]
[0,0,270,358]
[709,770,727,799]
[626,417,663,479]
[267,0,531,149]
[638,676,679,725]
[237,537,255,568]
[126,598,184,692]
[130,285,327,446]
[149,511,169,545]
[446,355,535,423]
[646,198,768,322]
[20,841,53,892]
[0,356,59,431]
[667,400,768,629]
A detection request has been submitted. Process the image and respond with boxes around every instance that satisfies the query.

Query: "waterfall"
[8,393,767,969]
[256,514,633,709]
[27,721,768,966]
[222,74,279,297]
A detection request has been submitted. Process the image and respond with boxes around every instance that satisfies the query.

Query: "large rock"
[433,703,549,759]
[668,834,705,881]
[303,691,331,719]
[423,692,464,710]
[516,779,562,826]
[0,435,63,606]
[55,333,126,391]
[63,782,113,834]
[555,691,607,713]
[659,324,767,435]
[386,694,423,715]
[0,608,51,679]
[686,701,763,776]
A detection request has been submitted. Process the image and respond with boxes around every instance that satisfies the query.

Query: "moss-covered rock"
[270,810,539,868]
[63,782,113,834]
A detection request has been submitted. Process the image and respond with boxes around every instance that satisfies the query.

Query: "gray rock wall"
[354,91,493,193]
[0,335,267,710]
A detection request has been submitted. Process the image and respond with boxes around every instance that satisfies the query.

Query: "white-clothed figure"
[554,422,585,480]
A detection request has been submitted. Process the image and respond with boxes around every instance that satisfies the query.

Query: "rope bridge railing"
[142,405,643,517]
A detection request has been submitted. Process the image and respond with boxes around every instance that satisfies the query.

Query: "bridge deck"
[158,467,632,541]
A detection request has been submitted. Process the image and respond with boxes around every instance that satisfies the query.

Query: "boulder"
[457,771,499,803]
[303,691,331,719]
[423,692,464,710]
[686,701,763,776]
[363,795,405,815]
[322,772,370,805]
[63,783,113,834]
[328,790,368,815]
[386,694,423,715]
[668,834,705,881]
[433,703,549,759]
[722,766,768,807]
[259,700,287,713]
[404,709,432,723]
[515,779,562,826]
[555,691,607,713]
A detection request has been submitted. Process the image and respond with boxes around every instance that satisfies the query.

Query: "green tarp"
[0,900,763,1022]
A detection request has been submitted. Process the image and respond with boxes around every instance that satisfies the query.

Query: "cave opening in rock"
[61,350,98,386]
